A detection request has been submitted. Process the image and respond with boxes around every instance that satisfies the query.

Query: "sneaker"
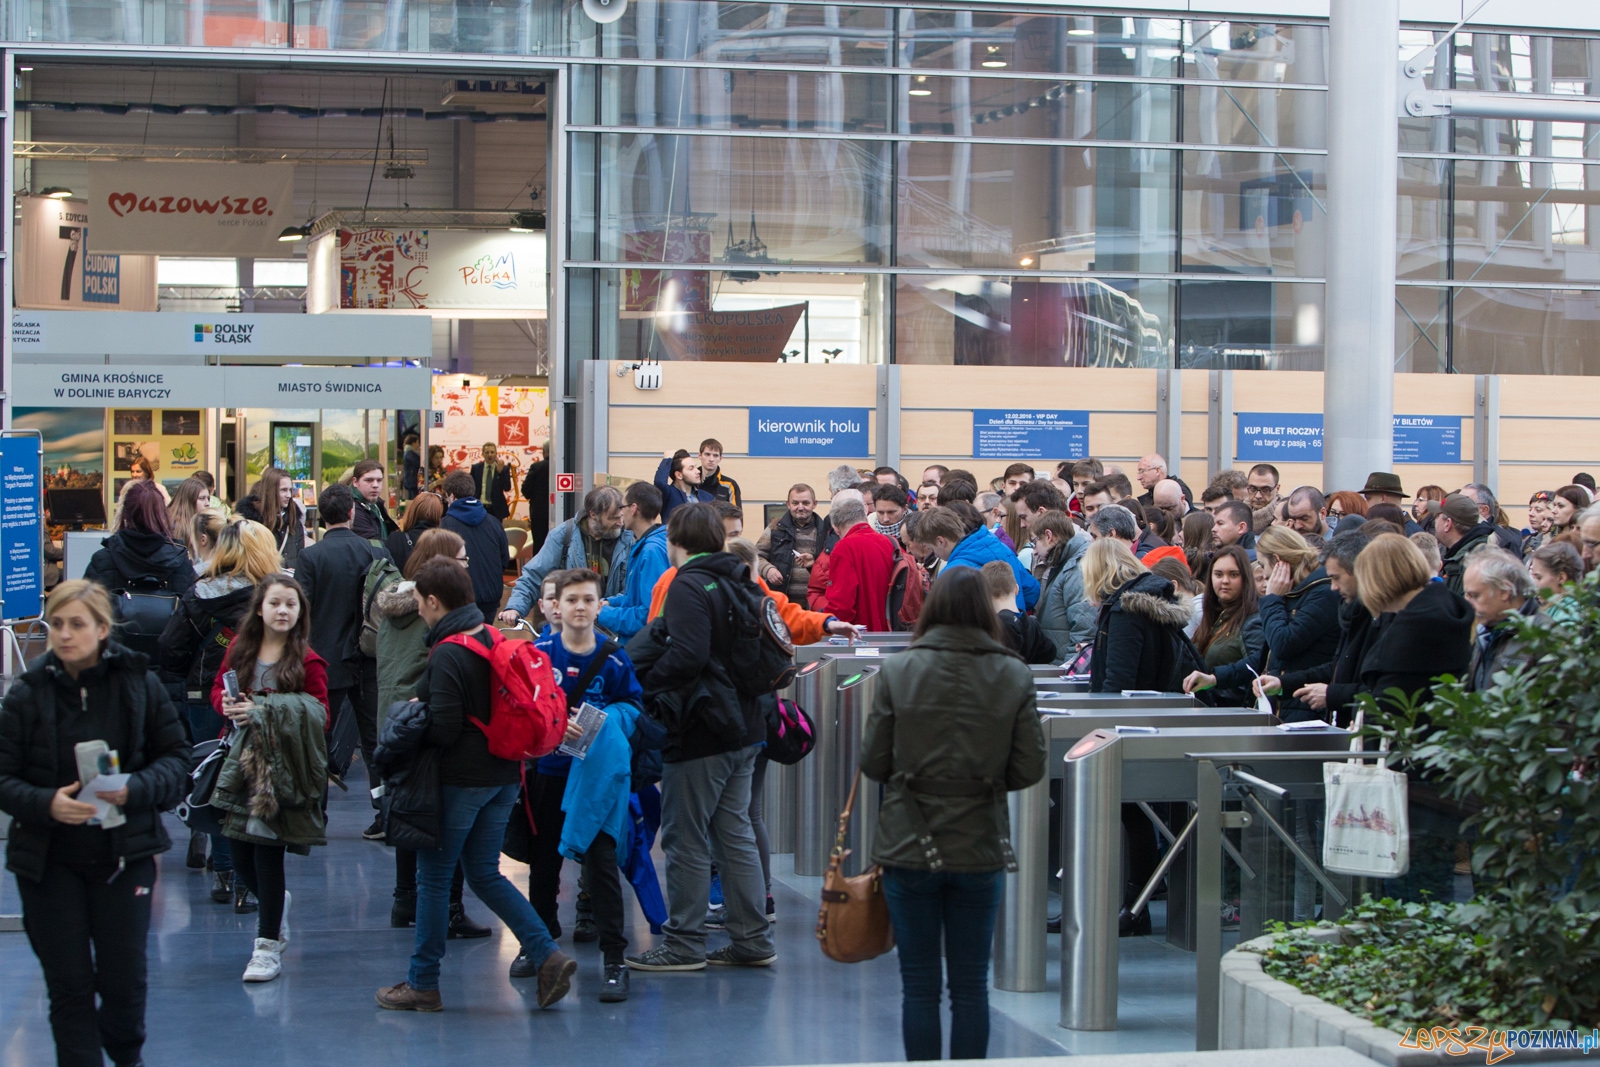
[625,945,706,972]
[186,830,208,869]
[234,883,258,915]
[447,902,492,939]
[362,817,386,841]
[210,869,235,904]
[765,895,776,924]
[707,944,775,967]
[375,981,442,1012]
[536,950,578,1008]
[599,961,630,1003]
[509,951,538,979]
[278,891,291,944]
[704,905,727,931]
[708,869,724,907]
[572,915,599,943]
[242,938,285,982]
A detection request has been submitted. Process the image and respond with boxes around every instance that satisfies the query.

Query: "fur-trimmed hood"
[375,579,419,621]
[1108,572,1192,627]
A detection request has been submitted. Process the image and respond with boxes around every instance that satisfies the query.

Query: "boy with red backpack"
[376,557,575,1014]
[523,567,645,1003]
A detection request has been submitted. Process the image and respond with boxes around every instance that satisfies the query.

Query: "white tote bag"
[1322,760,1410,878]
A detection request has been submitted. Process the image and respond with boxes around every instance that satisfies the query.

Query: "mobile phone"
[222,670,242,703]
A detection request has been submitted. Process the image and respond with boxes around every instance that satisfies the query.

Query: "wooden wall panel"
[1500,375,1600,420]
[898,366,1158,410]
[899,410,969,457]
[1499,418,1600,465]
[604,360,876,408]
[1088,413,1157,459]
[1231,370,1323,412]
[1394,374,1474,413]
[609,408,748,454]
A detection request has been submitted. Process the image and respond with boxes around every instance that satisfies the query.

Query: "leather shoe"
[375,982,442,1012]
[447,902,492,939]
[1118,906,1152,937]
[536,950,577,1009]
[509,951,537,979]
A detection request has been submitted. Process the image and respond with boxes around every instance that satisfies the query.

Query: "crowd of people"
[1,440,1593,1066]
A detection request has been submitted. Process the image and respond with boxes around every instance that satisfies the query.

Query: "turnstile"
[792,657,841,875]
[794,662,880,876]
[993,707,1272,993]
[1059,726,1353,1032]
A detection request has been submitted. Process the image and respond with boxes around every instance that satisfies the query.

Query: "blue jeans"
[408,784,557,991]
[881,867,1003,1061]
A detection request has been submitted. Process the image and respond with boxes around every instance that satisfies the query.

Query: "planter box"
[1221,927,1579,1066]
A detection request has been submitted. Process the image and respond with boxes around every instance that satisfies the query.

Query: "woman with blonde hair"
[190,507,230,574]
[1254,525,1341,721]
[168,476,212,559]
[159,520,283,906]
[0,580,190,1067]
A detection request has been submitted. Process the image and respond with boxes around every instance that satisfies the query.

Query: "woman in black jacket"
[159,519,284,909]
[0,580,190,1067]
[84,480,197,662]
[385,491,444,573]
[1352,533,1474,903]
[1255,526,1342,721]
[234,466,307,573]
[1081,537,1195,935]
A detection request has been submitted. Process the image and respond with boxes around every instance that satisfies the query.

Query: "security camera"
[583,0,626,24]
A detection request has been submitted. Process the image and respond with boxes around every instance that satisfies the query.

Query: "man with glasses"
[1285,486,1330,540]
[1134,453,1191,508]
[1245,464,1281,531]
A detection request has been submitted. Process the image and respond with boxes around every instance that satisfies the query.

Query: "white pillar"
[1323,0,1398,490]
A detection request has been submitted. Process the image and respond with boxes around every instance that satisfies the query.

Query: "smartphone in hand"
[222,670,242,703]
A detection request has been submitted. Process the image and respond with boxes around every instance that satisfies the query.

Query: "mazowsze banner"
[87,162,296,257]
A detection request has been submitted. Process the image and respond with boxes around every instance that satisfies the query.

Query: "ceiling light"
[39,186,72,198]
[981,59,1008,68]
[1067,28,1093,36]
[909,88,932,96]
[18,65,33,71]
[1019,256,1034,267]
[277,225,309,242]
[509,210,546,233]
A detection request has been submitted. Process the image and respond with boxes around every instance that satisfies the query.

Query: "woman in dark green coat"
[862,566,1046,1061]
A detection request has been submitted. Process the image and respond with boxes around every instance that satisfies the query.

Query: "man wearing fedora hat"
[1358,472,1423,535]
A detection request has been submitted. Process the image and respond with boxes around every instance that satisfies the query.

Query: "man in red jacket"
[818,489,894,631]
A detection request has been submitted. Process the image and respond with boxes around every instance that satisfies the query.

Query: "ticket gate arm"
[1128,806,1199,919]
[1226,769,1348,909]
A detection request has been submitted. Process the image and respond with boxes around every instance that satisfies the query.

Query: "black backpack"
[717,569,798,697]
[112,575,181,660]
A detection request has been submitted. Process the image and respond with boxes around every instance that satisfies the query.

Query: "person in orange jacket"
[646,539,861,645]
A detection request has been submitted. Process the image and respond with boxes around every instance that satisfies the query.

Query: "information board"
[748,407,871,457]
[0,437,44,619]
[1391,415,1461,464]
[972,409,1089,460]
[1235,412,1324,462]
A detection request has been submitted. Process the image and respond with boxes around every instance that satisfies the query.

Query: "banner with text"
[10,364,431,409]
[973,409,1089,460]
[88,162,296,257]
[0,437,43,619]
[15,197,157,311]
[1237,413,1464,464]
[748,407,871,457]
[339,228,547,310]
[11,310,431,360]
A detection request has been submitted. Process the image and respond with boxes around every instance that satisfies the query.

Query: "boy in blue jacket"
[519,568,644,1004]
[597,483,670,642]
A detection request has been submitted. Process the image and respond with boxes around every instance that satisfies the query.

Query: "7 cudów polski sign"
[748,407,871,457]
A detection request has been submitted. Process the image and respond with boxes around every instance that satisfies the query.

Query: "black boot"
[391,888,417,928]
[210,869,234,904]
[1118,906,1152,937]
[448,902,492,939]
[234,882,258,914]
[186,830,208,869]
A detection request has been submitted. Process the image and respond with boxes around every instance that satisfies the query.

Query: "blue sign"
[0,437,43,619]
[748,407,871,457]
[1236,412,1324,461]
[81,249,121,305]
[973,409,1089,460]
[1392,415,1461,465]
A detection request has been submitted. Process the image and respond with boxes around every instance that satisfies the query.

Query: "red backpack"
[438,628,568,761]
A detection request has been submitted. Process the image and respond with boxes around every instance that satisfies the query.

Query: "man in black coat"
[296,483,391,838]
[440,471,512,625]
[469,443,514,521]
[522,454,550,555]
[1432,493,1498,597]
[627,503,775,972]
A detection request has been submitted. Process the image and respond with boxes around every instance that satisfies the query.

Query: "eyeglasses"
[1245,485,1276,497]
[457,553,470,562]
[1327,508,1345,519]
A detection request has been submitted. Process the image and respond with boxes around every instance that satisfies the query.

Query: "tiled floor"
[0,788,1203,1065]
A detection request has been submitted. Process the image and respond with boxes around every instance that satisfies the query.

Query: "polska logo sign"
[107,193,276,219]
[194,323,256,345]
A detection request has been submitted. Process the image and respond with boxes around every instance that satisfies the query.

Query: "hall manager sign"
[88,162,296,258]
[748,407,871,457]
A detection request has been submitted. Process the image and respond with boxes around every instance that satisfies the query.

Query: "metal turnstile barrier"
[993,705,1270,994]
[833,666,880,877]
[1058,726,1354,1032]
[792,657,841,875]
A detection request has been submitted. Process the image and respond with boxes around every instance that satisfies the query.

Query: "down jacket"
[1257,567,1342,720]
[862,625,1046,872]
[374,580,429,722]
[0,643,191,882]
[1035,527,1096,657]
[374,698,439,850]
[1088,571,1200,694]
[158,573,255,704]
[213,692,329,852]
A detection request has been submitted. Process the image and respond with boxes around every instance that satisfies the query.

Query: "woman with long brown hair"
[374,527,489,938]
[168,476,212,560]
[211,574,330,984]
[1180,545,1265,706]
[386,491,445,573]
[235,467,307,572]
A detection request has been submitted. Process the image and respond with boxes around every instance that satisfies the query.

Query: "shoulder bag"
[816,772,895,963]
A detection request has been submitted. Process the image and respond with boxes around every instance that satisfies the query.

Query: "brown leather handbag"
[815,772,895,963]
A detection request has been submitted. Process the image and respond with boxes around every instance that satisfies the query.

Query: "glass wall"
[10,2,1600,373]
